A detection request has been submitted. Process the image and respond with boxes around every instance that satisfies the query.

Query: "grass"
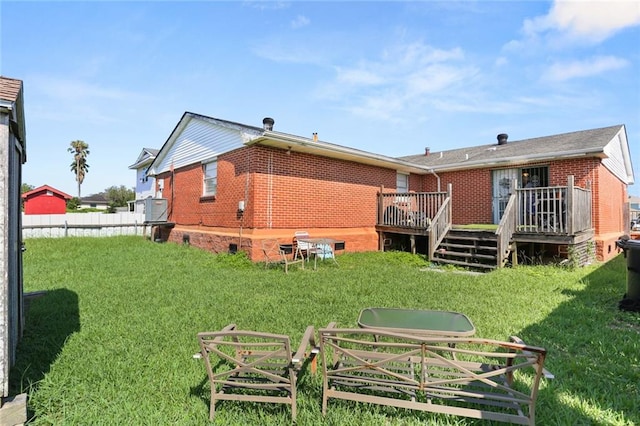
[11,236,640,425]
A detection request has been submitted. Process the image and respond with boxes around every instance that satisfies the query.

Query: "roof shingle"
[0,76,23,103]
[399,124,624,170]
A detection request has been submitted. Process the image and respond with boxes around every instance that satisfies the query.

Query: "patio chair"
[261,239,304,273]
[196,324,318,422]
[293,231,318,261]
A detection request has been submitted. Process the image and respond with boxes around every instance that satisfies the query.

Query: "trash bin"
[615,238,640,311]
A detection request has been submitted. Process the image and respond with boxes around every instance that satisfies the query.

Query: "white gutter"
[427,148,606,173]
[0,100,14,110]
[248,131,432,175]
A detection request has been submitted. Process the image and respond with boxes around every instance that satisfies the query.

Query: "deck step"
[433,229,502,271]
[432,257,496,270]
[436,250,497,260]
[439,242,498,252]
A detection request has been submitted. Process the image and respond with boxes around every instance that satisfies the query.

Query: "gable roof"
[22,185,72,200]
[148,112,432,176]
[0,75,27,161]
[400,124,634,184]
[129,148,159,169]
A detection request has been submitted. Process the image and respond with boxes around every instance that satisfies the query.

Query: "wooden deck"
[376,176,593,268]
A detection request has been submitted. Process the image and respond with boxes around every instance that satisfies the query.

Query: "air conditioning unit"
[145,198,168,222]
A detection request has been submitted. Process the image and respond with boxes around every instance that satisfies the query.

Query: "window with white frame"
[396,173,409,193]
[203,160,217,196]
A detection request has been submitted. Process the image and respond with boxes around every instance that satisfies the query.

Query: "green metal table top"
[357,307,476,337]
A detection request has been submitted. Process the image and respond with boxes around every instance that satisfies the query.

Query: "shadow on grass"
[517,255,639,424]
[9,288,80,397]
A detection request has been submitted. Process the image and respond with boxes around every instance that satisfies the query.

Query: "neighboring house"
[79,193,109,210]
[128,147,159,213]
[630,196,640,223]
[145,112,634,265]
[0,75,27,421]
[22,184,72,214]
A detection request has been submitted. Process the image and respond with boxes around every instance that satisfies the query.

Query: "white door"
[492,169,519,224]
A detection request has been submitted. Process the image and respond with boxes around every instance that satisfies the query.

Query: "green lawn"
[11,236,639,425]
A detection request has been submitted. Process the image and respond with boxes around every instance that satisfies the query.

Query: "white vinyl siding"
[602,131,634,184]
[203,161,217,196]
[150,115,261,176]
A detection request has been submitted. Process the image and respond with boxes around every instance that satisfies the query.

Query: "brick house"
[146,113,634,265]
[22,184,72,214]
[146,113,430,260]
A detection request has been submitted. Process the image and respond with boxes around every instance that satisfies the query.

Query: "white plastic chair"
[293,231,317,261]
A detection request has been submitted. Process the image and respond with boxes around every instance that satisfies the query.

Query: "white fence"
[22,212,149,238]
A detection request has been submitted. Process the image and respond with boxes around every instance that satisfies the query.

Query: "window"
[203,160,217,196]
[521,166,549,188]
[396,173,409,193]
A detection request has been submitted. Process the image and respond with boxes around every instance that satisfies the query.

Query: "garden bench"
[319,324,548,425]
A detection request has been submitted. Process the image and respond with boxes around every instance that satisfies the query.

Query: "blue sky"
[2,1,639,197]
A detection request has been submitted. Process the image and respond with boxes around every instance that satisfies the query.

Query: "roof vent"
[497,133,508,145]
[262,117,275,131]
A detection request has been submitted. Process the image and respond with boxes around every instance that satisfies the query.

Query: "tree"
[20,183,35,211]
[66,197,80,211]
[68,140,90,199]
[104,185,135,212]
[21,183,35,194]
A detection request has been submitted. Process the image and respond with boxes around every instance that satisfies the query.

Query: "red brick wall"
[432,169,494,224]
[250,146,397,229]
[158,147,628,262]
[158,145,410,258]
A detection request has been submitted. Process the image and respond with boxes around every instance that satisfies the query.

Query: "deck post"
[378,185,384,251]
[566,175,574,234]
[377,185,384,227]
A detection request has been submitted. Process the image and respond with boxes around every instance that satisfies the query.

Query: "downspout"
[238,150,252,252]
[429,169,441,192]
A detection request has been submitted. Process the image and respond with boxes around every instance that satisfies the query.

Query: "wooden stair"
[432,229,504,271]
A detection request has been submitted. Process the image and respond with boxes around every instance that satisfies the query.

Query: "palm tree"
[68,140,90,199]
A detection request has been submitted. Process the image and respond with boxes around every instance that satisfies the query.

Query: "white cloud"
[291,15,310,29]
[32,75,138,101]
[523,0,640,43]
[319,41,476,121]
[243,1,289,11]
[542,55,629,81]
[335,68,385,86]
[27,74,155,125]
[494,57,508,67]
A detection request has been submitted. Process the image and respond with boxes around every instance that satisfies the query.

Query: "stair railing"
[428,184,452,259]
[495,188,517,268]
